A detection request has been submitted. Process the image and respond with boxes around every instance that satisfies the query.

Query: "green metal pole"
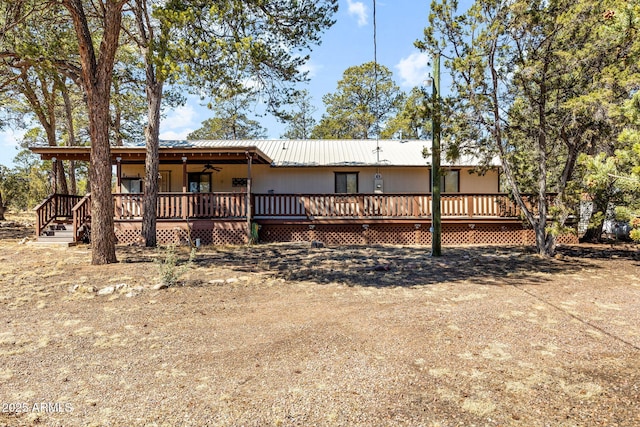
[431,53,442,257]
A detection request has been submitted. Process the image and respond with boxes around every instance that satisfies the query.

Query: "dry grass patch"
[0,218,639,426]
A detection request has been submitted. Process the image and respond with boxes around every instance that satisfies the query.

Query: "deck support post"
[181,157,188,219]
[115,157,122,193]
[246,152,253,243]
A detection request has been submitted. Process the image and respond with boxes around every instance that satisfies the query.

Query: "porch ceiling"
[28,146,273,165]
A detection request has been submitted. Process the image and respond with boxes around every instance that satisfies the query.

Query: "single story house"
[30,139,577,246]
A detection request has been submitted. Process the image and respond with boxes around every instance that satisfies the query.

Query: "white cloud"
[395,52,431,87]
[159,129,195,140]
[347,0,368,27]
[160,104,197,134]
[299,60,319,79]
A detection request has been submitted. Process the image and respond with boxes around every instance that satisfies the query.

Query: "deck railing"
[39,193,532,232]
[113,192,247,220]
[253,193,524,219]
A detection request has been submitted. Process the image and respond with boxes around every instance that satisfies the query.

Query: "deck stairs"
[34,222,76,246]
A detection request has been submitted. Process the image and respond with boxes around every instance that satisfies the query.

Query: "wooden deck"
[34,192,575,246]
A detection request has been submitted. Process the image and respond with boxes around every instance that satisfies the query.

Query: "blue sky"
[0,0,446,167]
[158,0,435,142]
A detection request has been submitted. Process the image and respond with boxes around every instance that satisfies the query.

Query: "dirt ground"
[0,215,639,427]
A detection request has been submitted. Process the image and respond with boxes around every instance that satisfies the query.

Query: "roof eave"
[28,145,273,165]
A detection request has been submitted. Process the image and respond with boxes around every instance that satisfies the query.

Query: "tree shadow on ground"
[189,243,637,288]
[559,244,639,261]
[0,224,33,240]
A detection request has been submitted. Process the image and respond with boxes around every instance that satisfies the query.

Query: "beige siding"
[459,168,500,193]
[251,166,432,193]
[252,167,499,194]
[120,164,500,194]
[252,166,334,193]
[211,164,252,192]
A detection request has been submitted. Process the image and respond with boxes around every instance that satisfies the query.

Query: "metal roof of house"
[160,139,495,168]
[30,139,498,167]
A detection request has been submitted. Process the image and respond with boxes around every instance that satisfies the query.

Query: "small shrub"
[156,245,196,287]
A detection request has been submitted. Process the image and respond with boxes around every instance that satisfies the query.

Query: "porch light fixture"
[181,156,187,162]
[308,224,315,230]
[415,224,422,230]
[362,224,369,230]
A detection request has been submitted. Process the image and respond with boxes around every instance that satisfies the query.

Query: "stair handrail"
[34,194,58,237]
[72,193,91,242]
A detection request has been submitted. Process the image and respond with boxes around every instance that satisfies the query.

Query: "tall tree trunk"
[486,35,548,254]
[63,0,125,264]
[55,161,69,195]
[18,68,69,194]
[87,95,117,264]
[60,79,78,195]
[43,122,69,195]
[534,72,554,256]
[133,0,165,248]
[142,77,162,247]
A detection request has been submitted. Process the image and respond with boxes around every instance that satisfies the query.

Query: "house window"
[187,173,212,193]
[335,172,358,194]
[121,178,142,193]
[441,169,460,193]
[429,169,460,193]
